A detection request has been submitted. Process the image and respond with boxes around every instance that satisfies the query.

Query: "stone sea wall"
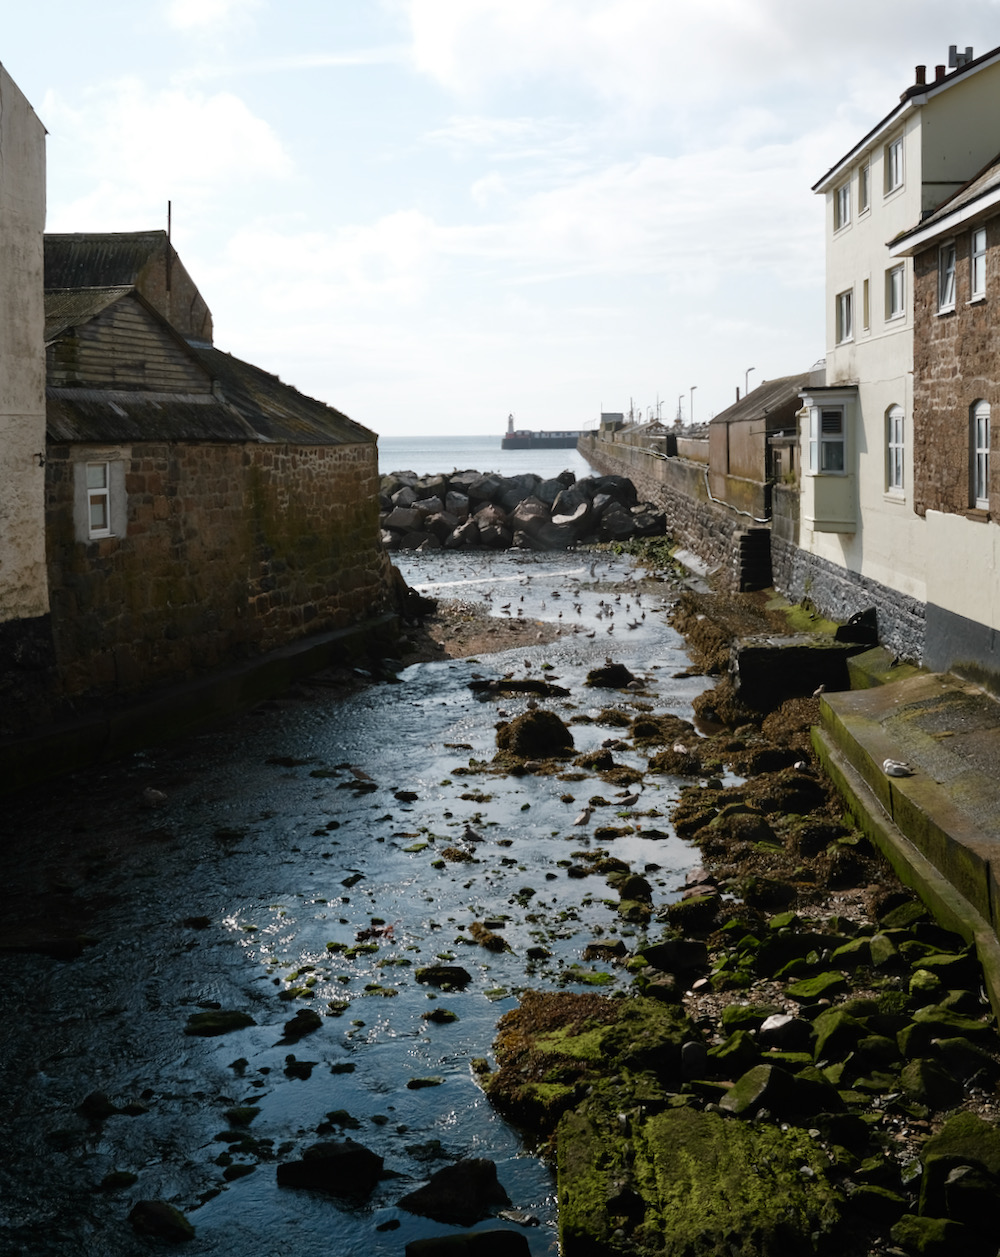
[578,434,748,587]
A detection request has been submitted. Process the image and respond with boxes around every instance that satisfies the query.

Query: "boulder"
[391,485,419,507]
[383,506,425,532]
[413,495,445,517]
[496,709,574,758]
[128,1201,195,1243]
[445,491,470,518]
[446,519,481,548]
[277,1138,383,1196]
[398,1158,511,1226]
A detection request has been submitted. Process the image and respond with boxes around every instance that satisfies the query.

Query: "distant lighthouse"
[507,413,515,435]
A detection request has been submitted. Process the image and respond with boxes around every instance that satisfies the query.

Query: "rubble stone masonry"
[912,221,999,518]
[44,440,388,701]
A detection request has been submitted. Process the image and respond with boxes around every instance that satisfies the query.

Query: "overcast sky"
[5,2,1000,435]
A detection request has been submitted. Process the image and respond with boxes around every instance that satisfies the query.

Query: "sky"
[4,2,1000,437]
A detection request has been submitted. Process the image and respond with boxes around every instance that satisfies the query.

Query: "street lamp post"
[690,386,697,426]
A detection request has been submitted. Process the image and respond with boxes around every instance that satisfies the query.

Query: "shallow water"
[0,550,710,1256]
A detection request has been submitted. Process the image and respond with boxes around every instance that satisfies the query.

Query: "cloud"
[165,0,263,31]
[41,78,292,230]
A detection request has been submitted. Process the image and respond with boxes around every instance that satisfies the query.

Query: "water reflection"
[0,550,709,1256]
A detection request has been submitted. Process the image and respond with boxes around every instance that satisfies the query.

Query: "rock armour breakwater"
[380,468,666,551]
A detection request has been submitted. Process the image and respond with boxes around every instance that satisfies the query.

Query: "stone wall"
[912,221,999,518]
[580,434,749,588]
[43,439,388,702]
[772,533,925,661]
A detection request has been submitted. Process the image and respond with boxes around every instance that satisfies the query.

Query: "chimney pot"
[936,64,946,81]
[915,65,926,85]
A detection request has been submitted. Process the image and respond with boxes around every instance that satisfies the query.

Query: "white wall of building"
[0,62,47,623]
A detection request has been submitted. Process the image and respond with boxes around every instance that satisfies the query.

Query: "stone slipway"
[813,649,1000,1016]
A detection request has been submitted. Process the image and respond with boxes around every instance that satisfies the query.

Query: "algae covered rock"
[183,1009,255,1037]
[496,709,574,758]
[128,1200,195,1242]
[558,1099,843,1256]
[398,1158,511,1226]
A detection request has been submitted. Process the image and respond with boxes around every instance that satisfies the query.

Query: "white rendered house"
[782,45,1000,661]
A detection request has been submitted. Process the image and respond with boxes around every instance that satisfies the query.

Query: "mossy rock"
[812,1008,869,1063]
[665,893,720,934]
[184,1010,255,1037]
[720,1003,779,1035]
[558,1098,843,1257]
[719,1062,843,1122]
[706,1029,760,1076]
[784,971,848,1003]
[848,1183,907,1224]
[899,1057,963,1109]
[496,709,574,757]
[890,1213,971,1256]
[586,663,636,689]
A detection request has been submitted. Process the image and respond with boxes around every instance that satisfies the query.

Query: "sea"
[378,432,596,482]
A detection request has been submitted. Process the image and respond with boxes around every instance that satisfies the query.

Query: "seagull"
[618,791,641,808]
[573,806,592,826]
[883,758,913,777]
[463,823,486,843]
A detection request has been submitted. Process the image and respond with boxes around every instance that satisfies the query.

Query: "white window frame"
[835,181,851,231]
[858,160,871,215]
[971,227,987,300]
[886,264,905,321]
[809,406,847,475]
[939,240,957,311]
[862,277,871,332]
[972,399,991,509]
[886,405,904,494]
[885,136,904,194]
[836,288,853,344]
[87,461,112,538]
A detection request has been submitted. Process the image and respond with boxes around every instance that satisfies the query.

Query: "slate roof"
[889,150,1000,252]
[46,389,258,444]
[709,372,811,427]
[44,231,167,290]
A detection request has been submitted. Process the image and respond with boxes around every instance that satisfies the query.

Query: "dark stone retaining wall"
[772,534,926,662]
[579,435,747,589]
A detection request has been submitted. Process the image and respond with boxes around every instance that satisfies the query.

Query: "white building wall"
[0,62,47,623]
[800,56,1000,647]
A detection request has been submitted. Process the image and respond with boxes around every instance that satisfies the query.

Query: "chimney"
[915,65,926,86]
[935,64,947,82]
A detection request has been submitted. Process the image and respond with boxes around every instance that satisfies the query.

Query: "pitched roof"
[709,372,811,427]
[812,44,1000,193]
[44,287,134,342]
[46,389,258,444]
[188,345,375,445]
[889,150,1000,254]
[44,231,168,289]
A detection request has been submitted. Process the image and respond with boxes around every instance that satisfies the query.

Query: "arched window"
[972,400,991,510]
[886,406,904,493]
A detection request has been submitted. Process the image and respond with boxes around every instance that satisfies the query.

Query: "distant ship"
[500,413,591,450]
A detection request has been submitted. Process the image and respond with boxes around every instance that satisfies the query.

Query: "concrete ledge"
[814,683,1000,1018]
[0,613,399,796]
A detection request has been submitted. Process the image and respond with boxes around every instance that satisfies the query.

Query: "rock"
[707,1029,761,1075]
[720,1062,843,1122]
[585,663,636,689]
[128,1200,195,1243]
[665,892,720,934]
[278,1139,383,1197]
[785,971,848,1003]
[812,1007,870,1062]
[184,1009,255,1037]
[900,1057,964,1108]
[405,1230,531,1256]
[557,1100,842,1257]
[383,505,425,532]
[890,1213,969,1256]
[639,938,708,978]
[398,1158,511,1226]
[415,965,472,989]
[280,1008,323,1043]
[79,1091,117,1121]
[496,709,574,757]
[758,1013,814,1051]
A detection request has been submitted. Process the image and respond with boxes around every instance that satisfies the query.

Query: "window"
[885,136,903,193]
[87,462,111,537]
[886,264,905,320]
[835,181,851,231]
[858,160,871,214]
[862,277,871,331]
[971,227,987,299]
[886,405,904,493]
[939,241,957,310]
[972,400,991,509]
[810,407,846,473]
[836,289,853,343]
